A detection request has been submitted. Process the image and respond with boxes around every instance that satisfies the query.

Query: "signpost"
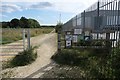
[65,32,72,48]
[65,34,72,48]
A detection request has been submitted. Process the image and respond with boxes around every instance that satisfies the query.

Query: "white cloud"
[0,4,22,13]
[29,2,53,9]
[1,0,98,14]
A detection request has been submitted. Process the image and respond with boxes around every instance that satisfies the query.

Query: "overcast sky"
[0,0,98,25]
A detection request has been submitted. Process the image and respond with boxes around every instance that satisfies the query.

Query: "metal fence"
[60,0,120,78]
[62,0,120,48]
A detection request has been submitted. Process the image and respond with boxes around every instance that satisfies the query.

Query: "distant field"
[1,27,54,44]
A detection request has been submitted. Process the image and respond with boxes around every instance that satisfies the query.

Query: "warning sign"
[66,41,71,47]
[72,35,78,42]
[85,31,90,36]
[65,35,72,41]
[74,29,82,34]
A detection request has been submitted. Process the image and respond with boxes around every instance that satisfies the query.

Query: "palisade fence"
[59,0,120,78]
[0,28,30,61]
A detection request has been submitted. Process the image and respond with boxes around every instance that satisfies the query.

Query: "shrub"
[10,47,37,67]
[51,49,89,66]
[110,48,120,78]
[78,40,91,46]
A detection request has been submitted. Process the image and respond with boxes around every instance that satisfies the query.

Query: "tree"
[28,19,40,28]
[20,17,29,28]
[2,22,10,28]
[10,18,20,28]
[55,22,63,33]
[1,17,41,28]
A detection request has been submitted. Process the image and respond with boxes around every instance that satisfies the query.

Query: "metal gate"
[0,28,30,61]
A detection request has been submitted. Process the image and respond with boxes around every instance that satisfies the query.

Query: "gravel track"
[1,32,57,78]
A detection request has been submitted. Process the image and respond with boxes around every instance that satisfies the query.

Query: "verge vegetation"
[1,27,54,44]
[2,46,37,69]
[51,47,120,78]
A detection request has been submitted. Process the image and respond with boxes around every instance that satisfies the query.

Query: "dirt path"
[0,29,55,61]
[1,32,57,78]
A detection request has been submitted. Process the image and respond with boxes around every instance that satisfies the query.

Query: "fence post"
[58,31,61,52]
[27,29,30,50]
[23,29,26,50]
[97,1,100,39]
[83,10,85,35]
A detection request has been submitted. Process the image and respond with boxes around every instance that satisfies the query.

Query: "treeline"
[0,17,41,28]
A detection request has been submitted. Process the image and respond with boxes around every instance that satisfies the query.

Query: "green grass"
[2,46,37,69]
[10,46,37,67]
[51,48,120,78]
[51,49,90,66]
[1,27,54,44]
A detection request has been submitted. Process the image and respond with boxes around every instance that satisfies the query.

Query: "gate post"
[23,29,26,50]
[58,31,61,52]
[27,29,30,50]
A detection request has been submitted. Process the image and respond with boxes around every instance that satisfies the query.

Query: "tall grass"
[1,28,54,44]
[2,46,37,69]
[10,46,37,67]
[52,48,120,78]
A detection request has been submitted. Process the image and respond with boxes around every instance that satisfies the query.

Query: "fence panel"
[61,0,120,78]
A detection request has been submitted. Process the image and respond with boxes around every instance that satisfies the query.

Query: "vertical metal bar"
[76,15,77,28]
[83,10,85,34]
[107,0,110,78]
[116,1,120,49]
[111,0,114,78]
[97,1,100,39]
[58,31,61,52]
[105,0,109,78]
[27,28,30,50]
[117,0,120,48]
[23,29,25,50]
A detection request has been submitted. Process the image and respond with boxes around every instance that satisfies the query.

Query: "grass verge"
[2,28,54,44]
[2,46,37,69]
[51,48,120,78]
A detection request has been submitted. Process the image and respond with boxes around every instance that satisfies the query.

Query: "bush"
[78,40,91,46]
[110,48,120,78]
[91,40,103,46]
[51,49,89,66]
[10,47,37,67]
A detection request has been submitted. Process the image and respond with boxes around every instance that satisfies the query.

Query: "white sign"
[72,35,78,42]
[66,32,71,34]
[74,29,82,34]
[65,35,72,41]
[66,41,71,47]
[85,31,90,36]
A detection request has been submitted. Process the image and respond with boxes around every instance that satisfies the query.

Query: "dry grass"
[1,28,54,44]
